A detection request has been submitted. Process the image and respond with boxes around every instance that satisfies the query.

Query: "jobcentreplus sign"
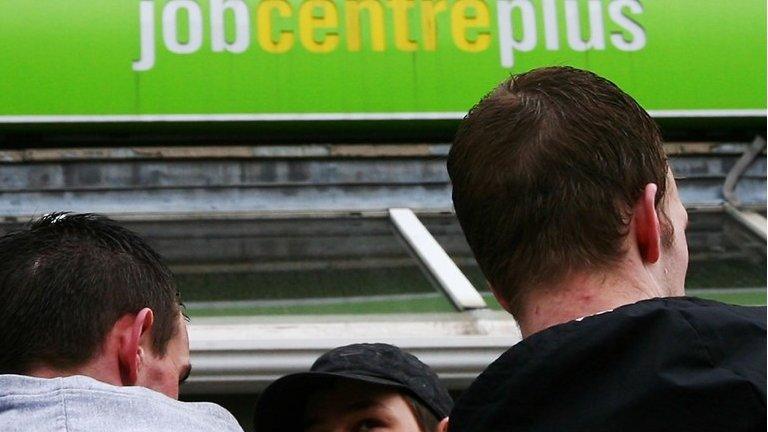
[133,0,647,72]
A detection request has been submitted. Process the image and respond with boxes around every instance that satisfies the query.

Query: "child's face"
[304,381,423,432]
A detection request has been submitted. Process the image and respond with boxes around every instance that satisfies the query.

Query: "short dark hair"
[0,213,181,374]
[448,66,668,317]
[405,395,442,432]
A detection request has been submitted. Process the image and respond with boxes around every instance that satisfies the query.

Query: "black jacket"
[450,297,766,432]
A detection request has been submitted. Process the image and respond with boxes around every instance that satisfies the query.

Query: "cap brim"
[254,372,409,432]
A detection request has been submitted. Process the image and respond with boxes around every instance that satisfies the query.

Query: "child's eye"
[354,418,386,432]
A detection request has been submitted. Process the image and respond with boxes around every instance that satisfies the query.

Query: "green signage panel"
[0,0,765,122]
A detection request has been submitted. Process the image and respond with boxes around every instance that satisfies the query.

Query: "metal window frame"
[183,310,520,394]
[162,209,512,395]
[389,208,487,311]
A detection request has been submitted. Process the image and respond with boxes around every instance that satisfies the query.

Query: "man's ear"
[117,307,154,386]
[634,183,661,264]
[437,417,449,432]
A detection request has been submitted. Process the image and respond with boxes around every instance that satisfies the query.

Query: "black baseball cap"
[254,343,453,432]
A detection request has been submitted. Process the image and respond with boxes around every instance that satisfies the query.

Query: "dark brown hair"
[405,395,442,432]
[0,213,181,374]
[447,66,668,317]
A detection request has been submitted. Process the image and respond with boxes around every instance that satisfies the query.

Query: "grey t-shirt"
[0,374,243,432]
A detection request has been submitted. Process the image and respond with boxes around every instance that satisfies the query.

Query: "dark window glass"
[685,210,766,305]
[124,217,454,316]
[421,210,767,307]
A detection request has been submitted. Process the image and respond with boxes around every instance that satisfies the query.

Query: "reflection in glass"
[123,218,454,316]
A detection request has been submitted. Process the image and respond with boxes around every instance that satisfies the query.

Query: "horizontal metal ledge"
[2,153,762,195]
[0,143,759,164]
[182,311,520,394]
[0,184,455,217]
[0,181,450,195]
[0,109,764,124]
[0,144,452,163]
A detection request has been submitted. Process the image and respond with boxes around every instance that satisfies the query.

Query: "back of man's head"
[0,212,180,374]
[448,66,670,318]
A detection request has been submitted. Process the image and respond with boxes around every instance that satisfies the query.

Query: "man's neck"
[516,269,666,338]
[27,358,122,387]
